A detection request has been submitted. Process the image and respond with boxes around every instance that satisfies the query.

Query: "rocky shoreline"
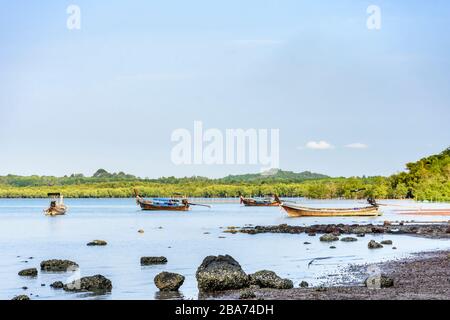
[205,250,450,300]
[228,222,450,239]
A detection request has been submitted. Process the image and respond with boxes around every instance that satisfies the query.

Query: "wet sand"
[212,250,450,300]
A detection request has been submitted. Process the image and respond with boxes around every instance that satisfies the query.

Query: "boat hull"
[44,205,67,216]
[241,200,279,207]
[138,203,189,211]
[137,198,189,211]
[240,196,280,207]
[281,203,380,217]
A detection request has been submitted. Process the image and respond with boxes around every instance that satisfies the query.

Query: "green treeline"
[0,148,448,201]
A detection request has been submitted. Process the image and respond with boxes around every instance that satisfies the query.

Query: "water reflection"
[154,290,184,300]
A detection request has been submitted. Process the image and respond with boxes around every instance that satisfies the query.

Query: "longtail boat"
[240,194,281,207]
[280,198,381,217]
[44,193,68,216]
[134,189,210,211]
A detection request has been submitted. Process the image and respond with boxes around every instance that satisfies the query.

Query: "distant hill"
[0,168,329,187]
[218,169,330,183]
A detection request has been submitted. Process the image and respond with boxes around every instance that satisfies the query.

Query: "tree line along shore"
[0,148,449,201]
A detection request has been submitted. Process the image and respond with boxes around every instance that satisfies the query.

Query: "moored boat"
[280,198,381,217]
[240,195,281,207]
[44,193,68,216]
[134,189,210,211]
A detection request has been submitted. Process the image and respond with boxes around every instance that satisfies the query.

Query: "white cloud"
[304,141,334,150]
[345,143,368,149]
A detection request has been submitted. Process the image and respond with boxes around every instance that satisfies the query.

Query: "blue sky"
[0,0,449,178]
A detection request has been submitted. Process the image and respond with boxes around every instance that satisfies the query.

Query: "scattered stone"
[218,236,226,239]
[303,242,311,245]
[249,270,293,289]
[330,246,336,249]
[12,295,30,300]
[40,259,79,272]
[315,286,327,292]
[368,240,383,249]
[300,281,309,288]
[308,233,316,237]
[22,286,28,290]
[154,272,185,291]
[196,255,249,292]
[138,229,144,233]
[383,221,391,226]
[87,240,107,246]
[341,237,357,242]
[365,274,394,288]
[50,281,64,289]
[204,232,210,234]
[392,247,397,250]
[41,284,45,287]
[140,256,168,265]
[64,274,112,293]
[381,240,393,245]
[356,233,366,237]
[320,234,339,242]
[239,289,256,299]
[18,268,38,277]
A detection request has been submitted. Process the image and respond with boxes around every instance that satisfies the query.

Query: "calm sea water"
[0,198,449,300]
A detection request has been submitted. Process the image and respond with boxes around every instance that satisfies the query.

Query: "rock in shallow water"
[340,237,357,242]
[141,256,168,265]
[63,274,112,293]
[368,240,383,249]
[18,268,37,277]
[50,281,64,289]
[196,255,249,292]
[300,281,309,288]
[154,272,185,291]
[249,270,293,289]
[87,240,107,246]
[40,259,79,272]
[320,234,339,242]
[12,295,30,300]
[380,240,393,245]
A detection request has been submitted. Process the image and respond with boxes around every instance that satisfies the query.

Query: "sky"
[0,0,449,178]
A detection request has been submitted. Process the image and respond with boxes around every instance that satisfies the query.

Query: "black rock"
[40,259,79,272]
[86,240,108,246]
[63,274,112,293]
[196,255,249,292]
[154,272,185,291]
[18,268,38,277]
[50,281,64,289]
[141,256,168,265]
[368,240,383,249]
[249,270,293,289]
[12,295,30,300]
